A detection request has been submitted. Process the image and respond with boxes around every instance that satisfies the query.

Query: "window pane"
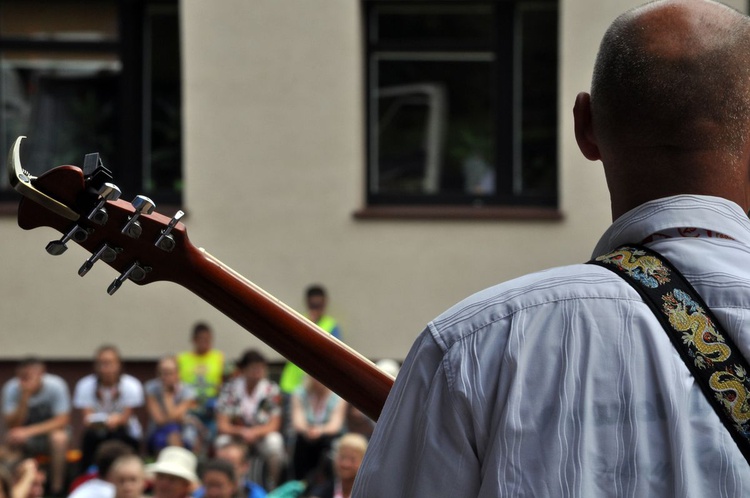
[517,4,557,197]
[1,54,120,189]
[0,0,118,41]
[372,4,493,45]
[371,55,494,197]
[143,5,182,194]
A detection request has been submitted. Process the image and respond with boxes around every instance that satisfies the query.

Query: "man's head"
[305,284,328,323]
[574,0,750,219]
[200,458,238,498]
[15,357,44,394]
[236,349,267,388]
[109,454,146,498]
[157,355,180,390]
[191,322,213,355]
[214,439,250,485]
[94,344,122,385]
[96,439,135,481]
[332,433,368,483]
[146,446,199,498]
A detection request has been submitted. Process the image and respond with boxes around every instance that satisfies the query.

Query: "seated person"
[305,433,368,498]
[1,357,70,496]
[144,356,197,455]
[216,350,284,490]
[9,458,45,498]
[73,345,144,472]
[198,459,237,498]
[290,376,346,480]
[109,454,147,498]
[195,439,266,498]
[145,446,199,498]
[176,322,224,442]
[68,440,135,498]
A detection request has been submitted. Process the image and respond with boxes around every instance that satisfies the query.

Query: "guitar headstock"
[9,136,192,294]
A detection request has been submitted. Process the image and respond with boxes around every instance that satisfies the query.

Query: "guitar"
[6,136,393,421]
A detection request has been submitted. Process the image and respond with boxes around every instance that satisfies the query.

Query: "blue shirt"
[354,195,750,497]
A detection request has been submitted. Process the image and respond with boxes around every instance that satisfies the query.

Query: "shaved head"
[592,0,750,153]
[575,0,750,219]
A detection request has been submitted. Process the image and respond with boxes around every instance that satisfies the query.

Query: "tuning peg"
[107,262,150,295]
[87,183,122,225]
[78,244,119,277]
[121,195,155,238]
[45,225,89,256]
[155,210,185,252]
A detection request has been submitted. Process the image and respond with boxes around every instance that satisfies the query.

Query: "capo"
[6,136,79,221]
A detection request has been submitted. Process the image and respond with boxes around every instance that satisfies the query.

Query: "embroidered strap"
[588,244,750,464]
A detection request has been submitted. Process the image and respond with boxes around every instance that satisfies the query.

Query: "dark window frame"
[0,0,181,209]
[361,0,559,218]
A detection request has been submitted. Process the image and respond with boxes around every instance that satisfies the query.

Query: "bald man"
[353,1,750,496]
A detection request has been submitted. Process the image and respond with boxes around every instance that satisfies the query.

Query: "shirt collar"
[592,194,750,257]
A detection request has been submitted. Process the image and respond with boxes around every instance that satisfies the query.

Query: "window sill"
[353,205,563,221]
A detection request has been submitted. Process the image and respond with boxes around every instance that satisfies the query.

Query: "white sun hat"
[146,446,199,483]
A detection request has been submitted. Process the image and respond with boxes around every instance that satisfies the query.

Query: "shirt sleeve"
[72,376,94,409]
[215,381,233,415]
[1,380,18,415]
[49,376,71,416]
[352,327,481,498]
[120,376,144,408]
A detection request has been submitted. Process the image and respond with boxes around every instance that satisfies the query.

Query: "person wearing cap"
[146,446,199,498]
[215,350,284,490]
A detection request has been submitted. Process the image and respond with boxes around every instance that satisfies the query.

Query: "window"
[364,1,558,213]
[0,0,181,206]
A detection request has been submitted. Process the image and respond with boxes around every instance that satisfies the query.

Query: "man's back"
[354,196,750,497]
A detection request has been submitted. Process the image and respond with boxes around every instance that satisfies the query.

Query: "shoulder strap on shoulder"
[588,244,750,464]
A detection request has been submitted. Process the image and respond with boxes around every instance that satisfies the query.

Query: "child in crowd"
[110,454,147,498]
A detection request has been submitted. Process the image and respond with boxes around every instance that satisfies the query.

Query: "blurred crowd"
[0,285,399,498]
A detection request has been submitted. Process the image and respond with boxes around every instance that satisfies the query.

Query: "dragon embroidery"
[596,248,671,288]
[709,367,750,425]
[662,289,731,368]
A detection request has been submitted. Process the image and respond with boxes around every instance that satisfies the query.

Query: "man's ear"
[573,92,601,161]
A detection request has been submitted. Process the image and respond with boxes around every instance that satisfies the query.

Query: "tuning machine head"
[78,244,120,277]
[121,195,156,238]
[107,262,151,295]
[87,182,122,225]
[46,224,90,255]
[155,210,185,252]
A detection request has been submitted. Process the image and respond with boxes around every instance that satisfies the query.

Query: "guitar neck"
[174,243,393,421]
[9,145,392,421]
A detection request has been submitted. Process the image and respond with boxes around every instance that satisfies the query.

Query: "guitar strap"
[587,244,750,465]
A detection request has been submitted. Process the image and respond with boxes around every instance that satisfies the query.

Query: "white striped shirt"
[353,195,750,497]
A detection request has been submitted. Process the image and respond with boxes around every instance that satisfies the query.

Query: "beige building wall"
[2,0,744,363]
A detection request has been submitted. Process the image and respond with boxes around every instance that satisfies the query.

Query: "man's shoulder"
[41,374,70,395]
[74,374,97,390]
[430,263,630,345]
[1,376,19,392]
[119,374,144,391]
